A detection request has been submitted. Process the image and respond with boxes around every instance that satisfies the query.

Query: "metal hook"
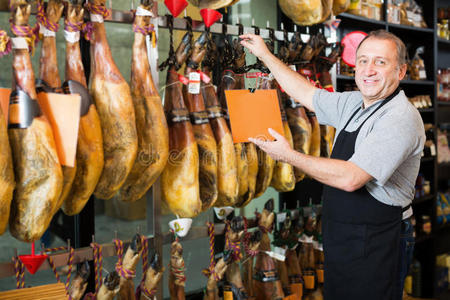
[109,0,112,11]
[280,22,284,31]
[130,0,134,11]
[136,225,141,235]
[114,230,118,240]
[67,239,71,250]
[92,235,96,244]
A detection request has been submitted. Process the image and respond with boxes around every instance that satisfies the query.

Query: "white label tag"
[90,14,104,23]
[298,234,315,244]
[274,246,287,257]
[11,37,28,50]
[265,250,286,262]
[64,30,80,43]
[40,26,56,37]
[419,70,427,80]
[431,144,436,156]
[188,72,201,94]
[136,6,154,17]
[276,212,287,223]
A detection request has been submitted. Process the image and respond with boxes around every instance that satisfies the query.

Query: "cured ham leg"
[137,253,164,300]
[308,111,321,157]
[169,240,186,300]
[68,262,90,300]
[0,102,14,236]
[97,271,121,300]
[88,0,138,200]
[62,1,104,215]
[183,32,218,211]
[203,253,232,300]
[8,1,63,242]
[242,230,262,299]
[253,199,284,300]
[117,235,142,300]
[118,1,169,202]
[161,33,201,218]
[201,43,238,207]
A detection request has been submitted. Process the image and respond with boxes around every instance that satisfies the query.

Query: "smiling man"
[240,30,425,300]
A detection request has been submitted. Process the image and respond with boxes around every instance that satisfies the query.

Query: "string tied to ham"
[132,23,156,48]
[113,239,136,279]
[90,242,103,295]
[36,0,60,33]
[242,217,259,257]
[0,30,12,57]
[12,255,25,289]
[202,222,220,281]
[225,222,243,262]
[135,235,156,299]
[170,259,186,284]
[158,14,177,70]
[84,2,111,19]
[81,22,94,41]
[46,246,75,300]
[9,20,38,55]
[64,20,83,32]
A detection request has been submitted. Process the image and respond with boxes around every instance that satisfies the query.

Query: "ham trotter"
[169,240,186,300]
[37,0,72,212]
[118,0,169,203]
[308,110,321,157]
[8,1,63,242]
[88,0,138,200]
[137,252,164,300]
[97,271,121,300]
[61,1,104,216]
[183,32,218,211]
[201,42,238,207]
[0,103,14,236]
[68,262,90,300]
[116,235,142,300]
[242,230,262,299]
[203,252,232,300]
[161,32,201,218]
[253,199,285,300]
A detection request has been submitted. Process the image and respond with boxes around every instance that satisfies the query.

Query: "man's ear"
[398,64,407,80]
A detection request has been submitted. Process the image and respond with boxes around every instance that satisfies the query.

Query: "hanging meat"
[183,31,218,211]
[116,235,142,300]
[137,252,164,300]
[253,199,285,299]
[254,76,275,198]
[8,1,63,242]
[36,0,68,213]
[332,0,350,15]
[278,0,323,26]
[320,0,333,22]
[161,30,201,218]
[308,111,321,157]
[118,1,169,203]
[169,239,186,300]
[271,87,295,192]
[223,216,247,299]
[201,40,238,207]
[242,230,262,299]
[272,217,294,297]
[233,39,258,207]
[68,262,90,300]
[0,104,14,236]
[61,1,104,216]
[203,252,232,300]
[286,219,304,299]
[87,0,138,200]
[96,271,121,300]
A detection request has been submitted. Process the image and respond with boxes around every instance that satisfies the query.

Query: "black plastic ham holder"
[200,8,222,28]
[19,241,48,274]
[341,31,368,67]
[164,0,188,17]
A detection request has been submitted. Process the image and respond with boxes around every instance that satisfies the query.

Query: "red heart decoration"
[341,31,368,67]
[164,0,189,17]
[200,8,222,28]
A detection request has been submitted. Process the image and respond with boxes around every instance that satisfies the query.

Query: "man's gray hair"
[356,30,407,66]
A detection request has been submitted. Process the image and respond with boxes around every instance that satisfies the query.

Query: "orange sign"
[225,89,284,143]
[0,88,11,126]
[37,92,81,167]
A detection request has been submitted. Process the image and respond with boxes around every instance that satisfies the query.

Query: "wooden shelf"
[437,37,450,45]
[413,193,435,205]
[337,12,386,26]
[418,108,434,113]
[421,156,436,162]
[400,79,435,85]
[387,23,434,33]
[438,101,450,106]
[336,74,354,80]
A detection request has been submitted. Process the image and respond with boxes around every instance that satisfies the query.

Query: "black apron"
[322,88,402,300]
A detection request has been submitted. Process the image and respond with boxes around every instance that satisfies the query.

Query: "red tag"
[178,74,189,85]
[197,71,211,83]
[246,72,262,78]
[324,85,335,92]
[299,69,313,77]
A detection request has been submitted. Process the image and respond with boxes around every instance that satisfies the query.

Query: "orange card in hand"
[37,92,81,167]
[0,88,11,126]
[225,89,284,143]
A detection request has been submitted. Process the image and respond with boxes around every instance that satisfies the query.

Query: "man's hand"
[249,128,294,163]
[239,34,272,61]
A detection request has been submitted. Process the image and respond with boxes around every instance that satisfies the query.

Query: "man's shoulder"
[379,92,425,132]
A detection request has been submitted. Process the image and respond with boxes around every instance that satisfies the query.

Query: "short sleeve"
[349,114,425,185]
[313,89,358,128]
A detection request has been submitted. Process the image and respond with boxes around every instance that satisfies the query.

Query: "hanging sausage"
[118,0,169,203]
[201,38,238,207]
[161,27,201,218]
[183,29,218,211]
[61,0,104,216]
[87,0,138,200]
[8,1,63,242]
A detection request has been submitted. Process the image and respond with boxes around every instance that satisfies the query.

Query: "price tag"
[430,144,436,156]
[265,250,286,262]
[277,212,287,223]
[188,72,201,94]
[419,70,427,80]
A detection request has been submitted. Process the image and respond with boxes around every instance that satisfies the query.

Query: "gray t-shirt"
[313,89,425,219]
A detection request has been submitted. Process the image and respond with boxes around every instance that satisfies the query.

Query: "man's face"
[354,37,406,103]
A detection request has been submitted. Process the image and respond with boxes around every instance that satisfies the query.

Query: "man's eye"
[358,59,367,64]
[375,60,385,65]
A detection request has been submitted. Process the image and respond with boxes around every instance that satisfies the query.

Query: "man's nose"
[363,61,377,76]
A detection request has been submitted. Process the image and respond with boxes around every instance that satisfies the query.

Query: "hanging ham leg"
[254,77,275,198]
[97,271,121,300]
[242,230,262,299]
[253,199,284,300]
[62,1,104,215]
[204,253,231,300]
[118,1,169,202]
[161,33,201,218]
[201,43,238,207]
[68,262,90,300]
[183,32,218,211]
[169,240,186,300]
[138,253,164,300]
[89,0,138,200]
[308,111,321,157]
[117,234,142,300]
[0,103,14,236]
[8,1,63,242]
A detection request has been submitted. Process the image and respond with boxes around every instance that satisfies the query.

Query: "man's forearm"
[284,149,369,192]
[261,53,316,111]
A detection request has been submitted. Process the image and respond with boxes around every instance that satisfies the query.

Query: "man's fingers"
[268,128,284,141]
